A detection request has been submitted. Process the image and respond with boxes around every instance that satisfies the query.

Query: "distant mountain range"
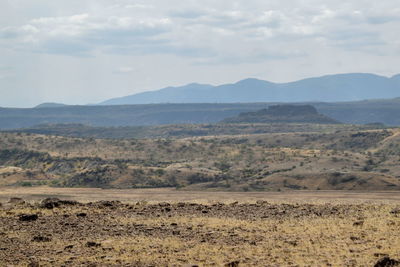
[100,73,400,105]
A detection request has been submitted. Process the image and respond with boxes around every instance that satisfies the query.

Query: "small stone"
[19,214,38,222]
[40,198,78,209]
[374,256,400,267]
[225,260,240,267]
[28,261,40,267]
[32,236,51,242]
[390,208,400,215]
[9,197,25,204]
[172,230,180,235]
[86,241,101,248]
[165,207,171,212]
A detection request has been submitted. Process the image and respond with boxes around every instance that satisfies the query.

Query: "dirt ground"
[1,187,400,204]
[1,188,400,266]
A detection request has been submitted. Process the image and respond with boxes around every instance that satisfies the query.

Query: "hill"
[222,105,340,124]
[2,98,400,129]
[100,73,400,105]
[1,127,400,191]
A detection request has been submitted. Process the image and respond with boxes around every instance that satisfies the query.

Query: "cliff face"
[222,105,340,124]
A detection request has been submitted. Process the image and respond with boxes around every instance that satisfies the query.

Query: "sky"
[0,0,399,107]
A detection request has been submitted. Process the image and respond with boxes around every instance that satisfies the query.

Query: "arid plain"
[1,121,400,266]
[1,189,400,266]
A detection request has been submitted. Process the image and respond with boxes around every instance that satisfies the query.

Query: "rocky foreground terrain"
[1,198,400,266]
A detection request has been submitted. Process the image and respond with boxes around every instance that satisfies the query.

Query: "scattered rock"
[350,236,360,241]
[28,261,40,267]
[164,207,171,212]
[374,256,400,267]
[19,214,38,222]
[286,240,298,246]
[256,200,269,205]
[353,221,364,226]
[64,245,74,250]
[172,230,180,235]
[32,236,51,242]
[86,241,101,248]
[8,197,25,204]
[96,200,121,208]
[76,212,87,217]
[374,253,389,258]
[225,260,240,267]
[40,198,79,209]
[390,208,400,215]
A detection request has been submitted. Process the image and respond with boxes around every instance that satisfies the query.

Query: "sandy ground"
[1,187,400,204]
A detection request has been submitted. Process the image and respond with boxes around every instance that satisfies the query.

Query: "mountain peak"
[235,78,274,85]
[181,82,213,89]
[34,102,67,108]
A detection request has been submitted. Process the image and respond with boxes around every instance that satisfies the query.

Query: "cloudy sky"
[1,0,399,107]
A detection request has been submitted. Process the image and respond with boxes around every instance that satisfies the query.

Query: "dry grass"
[1,189,400,266]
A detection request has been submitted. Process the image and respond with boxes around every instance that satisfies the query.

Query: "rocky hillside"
[1,127,400,191]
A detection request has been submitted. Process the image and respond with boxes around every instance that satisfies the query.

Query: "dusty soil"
[2,187,400,204]
[1,195,400,266]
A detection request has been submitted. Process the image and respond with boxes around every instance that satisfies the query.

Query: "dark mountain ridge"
[101,73,400,105]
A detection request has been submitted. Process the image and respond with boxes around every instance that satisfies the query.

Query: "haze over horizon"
[1,1,400,107]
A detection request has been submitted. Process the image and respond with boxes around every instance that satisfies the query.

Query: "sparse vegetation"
[0,195,400,266]
[1,125,400,191]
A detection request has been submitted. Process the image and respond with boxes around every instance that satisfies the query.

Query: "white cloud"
[124,4,153,9]
[0,65,14,80]
[1,2,397,61]
[0,0,399,107]
[113,66,135,74]
[0,13,172,56]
